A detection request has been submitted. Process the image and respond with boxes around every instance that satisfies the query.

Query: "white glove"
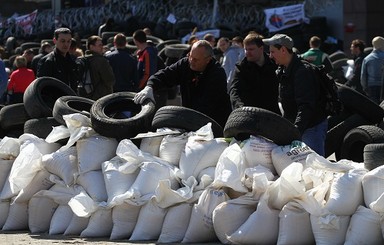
[133,86,155,104]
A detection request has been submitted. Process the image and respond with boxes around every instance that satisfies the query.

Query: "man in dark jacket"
[37,28,78,91]
[134,40,232,128]
[345,39,366,94]
[263,34,328,156]
[229,33,281,115]
[31,42,52,75]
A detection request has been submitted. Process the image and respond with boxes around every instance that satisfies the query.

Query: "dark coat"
[229,53,281,114]
[277,54,327,134]
[37,48,78,91]
[147,57,232,128]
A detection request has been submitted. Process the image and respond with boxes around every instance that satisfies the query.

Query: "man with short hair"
[301,36,333,73]
[345,39,366,94]
[105,33,137,92]
[31,42,52,74]
[37,27,78,91]
[229,33,280,114]
[263,34,328,156]
[134,40,231,128]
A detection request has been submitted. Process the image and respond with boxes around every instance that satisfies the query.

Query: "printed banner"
[264,4,305,32]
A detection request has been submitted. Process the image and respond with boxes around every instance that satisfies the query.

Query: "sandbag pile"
[0,113,383,244]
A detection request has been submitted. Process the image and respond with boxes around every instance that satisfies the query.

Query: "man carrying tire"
[134,40,231,128]
[263,34,328,156]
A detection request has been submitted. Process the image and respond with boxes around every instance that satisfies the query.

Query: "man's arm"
[229,65,244,109]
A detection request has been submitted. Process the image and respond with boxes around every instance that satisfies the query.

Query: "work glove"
[133,86,155,104]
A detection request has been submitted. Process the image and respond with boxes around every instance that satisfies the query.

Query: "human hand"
[133,86,155,104]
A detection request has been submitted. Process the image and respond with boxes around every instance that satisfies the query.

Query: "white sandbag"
[139,128,174,157]
[2,200,29,231]
[154,177,196,209]
[41,146,78,186]
[179,135,228,179]
[324,168,366,215]
[0,200,10,228]
[272,140,315,176]
[241,135,278,173]
[197,166,216,181]
[0,160,14,192]
[228,194,279,244]
[213,194,257,244]
[127,161,177,204]
[49,205,73,235]
[76,135,118,173]
[101,156,139,206]
[77,170,108,202]
[63,215,89,236]
[310,213,350,245]
[267,162,306,210]
[45,125,70,143]
[306,153,354,173]
[80,207,113,238]
[159,133,188,165]
[13,169,54,203]
[0,173,14,200]
[130,199,167,241]
[182,188,229,243]
[344,205,384,245]
[277,201,315,245]
[0,136,20,159]
[242,165,275,190]
[110,202,141,240]
[362,165,384,212]
[158,202,194,243]
[212,143,248,193]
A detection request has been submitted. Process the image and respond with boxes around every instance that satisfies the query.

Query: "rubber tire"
[329,51,347,63]
[164,44,190,58]
[90,92,156,140]
[156,39,181,53]
[223,106,301,145]
[151,105,224,138]
[24,117,61,139]
[325,113,370,158]
[327,107,353,130]
[53,96,95,126]
[0,103,31,130]
[23,77,77,119]
[337,83,384,123]
[340,125,384,162]
[364,143,384,170]
[332,58,348,70]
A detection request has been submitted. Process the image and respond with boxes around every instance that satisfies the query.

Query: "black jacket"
[147,57,232,128]
[277,55,327,134]
[37,48,78,91]
[229,53,281,114]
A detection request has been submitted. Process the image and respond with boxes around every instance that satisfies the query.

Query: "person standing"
[229,33,280,114]
[263,34,328,156]
[301,36,333,73]
[361,36,384,104]
[37,27,78,91]
[345,39,366,94]
[81,35,115,100]
[7,56,35,104]
[31,42,52,75]
[105,33,137,92]
[0,46,8,100]
[133,40,231,128]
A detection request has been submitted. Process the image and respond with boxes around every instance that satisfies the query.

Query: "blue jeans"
[366,85,381,104]
[301,119,328,157]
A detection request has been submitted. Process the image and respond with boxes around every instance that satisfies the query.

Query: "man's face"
[54,33,72,55]
[245,43,263,63]
[218,39,229,53]
[269,45,284,65]
[188,46,211,72]
[350,43,359,56]
[90,40,104,54]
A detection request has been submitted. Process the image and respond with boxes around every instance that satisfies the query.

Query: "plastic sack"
[80,207,113,238]
[49,205,73,235]
[310,214,350,245]
[0,159,14,192]
[0,200,10,228]
[63,215,89,236]
[362,165,384,213]
[139,128,174,156]
[0,136,20,159]
[110,202,141,240]
[159,133,188,166]
[77,170,108,202]
[182,188,229,243]
[2,200,28,231]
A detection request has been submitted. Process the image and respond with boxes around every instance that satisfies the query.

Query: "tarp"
[264,3,306,33]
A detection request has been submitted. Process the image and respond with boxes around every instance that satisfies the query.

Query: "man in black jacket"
[37,27,78,91]
[134,40,231,128]
[229,33,281,115]
[263,34,328,156]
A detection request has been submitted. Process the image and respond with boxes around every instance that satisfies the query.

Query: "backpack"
[76,56,94,98]
[302,60,343,116]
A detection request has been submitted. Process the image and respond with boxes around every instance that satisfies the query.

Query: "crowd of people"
[0,22,383,157]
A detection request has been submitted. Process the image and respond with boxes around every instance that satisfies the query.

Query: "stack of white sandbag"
[0,112,383,244]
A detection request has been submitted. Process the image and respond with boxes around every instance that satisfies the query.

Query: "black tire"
[364,143,384,170]
[338,83,384,123]
[0,103,31,130]
[327,107,353,130]
[152,105,224,138]
[20,42,40,52]
[331,58,348,70]
[90,92,156,139]
[23,77,77,119]
[223,106,301,145]
[329,51,347,63]
[325,114,370,158]
[156,39,181,53]
[53,96,95,125]
[164,44,190,58]
[24,117,61,139]
[340,125,384,162]
[146,35,164,45]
